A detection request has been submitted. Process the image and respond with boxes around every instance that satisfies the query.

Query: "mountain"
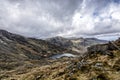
[46,36,107,53]
[0,29,79,79]
[0,30,77,62]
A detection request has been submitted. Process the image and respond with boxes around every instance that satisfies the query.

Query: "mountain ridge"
[0,29,77,61]
[46,36,108,53]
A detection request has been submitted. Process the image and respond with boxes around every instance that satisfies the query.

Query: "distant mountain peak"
[0,29,28,44]
[0,29,10,35]
[49,36,67,40]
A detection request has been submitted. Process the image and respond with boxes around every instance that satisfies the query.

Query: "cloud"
[70,0,120,37]
[0,0,120,39]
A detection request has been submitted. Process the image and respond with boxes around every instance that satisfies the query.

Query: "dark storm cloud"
[0,0,120,39]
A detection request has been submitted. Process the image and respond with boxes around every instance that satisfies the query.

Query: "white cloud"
[68,1,120,38]
[111,11,120,20]
[0,0,120,40]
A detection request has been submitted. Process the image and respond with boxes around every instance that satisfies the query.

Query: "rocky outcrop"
[87,44,108,54]
[87,38,120,55]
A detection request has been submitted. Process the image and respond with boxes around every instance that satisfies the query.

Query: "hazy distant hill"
[46,36,107,53]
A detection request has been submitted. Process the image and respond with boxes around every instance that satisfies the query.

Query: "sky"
[0,0,120,40]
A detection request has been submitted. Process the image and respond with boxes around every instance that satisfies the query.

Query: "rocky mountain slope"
[0,29,77,79]
[46,36,107,53]
[0,30,76,61]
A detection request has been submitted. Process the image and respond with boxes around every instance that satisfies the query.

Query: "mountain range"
[46,36,107,53]
[0,29,77,62]
[0,29,107,61]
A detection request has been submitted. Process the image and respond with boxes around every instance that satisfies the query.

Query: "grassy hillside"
[1,38,119,80]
